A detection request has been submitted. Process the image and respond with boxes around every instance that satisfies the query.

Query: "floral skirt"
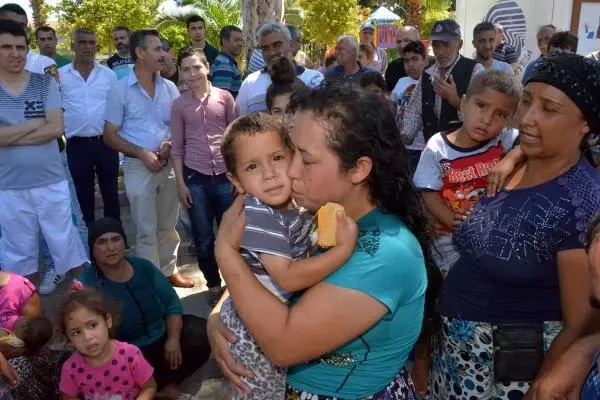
[427,317,562,400]
[285,367,415,400]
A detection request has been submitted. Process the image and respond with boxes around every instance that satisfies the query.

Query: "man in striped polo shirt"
[210,25,243,98]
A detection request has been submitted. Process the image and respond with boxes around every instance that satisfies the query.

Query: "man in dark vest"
[401,19,484,143]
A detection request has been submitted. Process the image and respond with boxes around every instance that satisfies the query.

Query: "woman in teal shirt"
[209,85,441,399]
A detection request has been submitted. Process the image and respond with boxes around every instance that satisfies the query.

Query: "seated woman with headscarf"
[73,218,211,400]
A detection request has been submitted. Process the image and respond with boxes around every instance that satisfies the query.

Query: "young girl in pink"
[0,271,37,331]
[59,289,157,400]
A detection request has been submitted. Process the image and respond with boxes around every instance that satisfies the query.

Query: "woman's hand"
[164,338,182,370]
[0,353,18,388]
[215,195,246,253]
[207,312,253,395]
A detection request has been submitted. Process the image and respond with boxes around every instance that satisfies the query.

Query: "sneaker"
[207,286,226,308]
[39,266,65,295]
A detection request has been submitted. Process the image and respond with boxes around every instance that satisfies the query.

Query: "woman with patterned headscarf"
[428,52,600,399]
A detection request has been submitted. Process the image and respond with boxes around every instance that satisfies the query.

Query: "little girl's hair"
[58,289,118,338]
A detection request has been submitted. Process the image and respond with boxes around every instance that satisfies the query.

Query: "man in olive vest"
[401,19,484,143]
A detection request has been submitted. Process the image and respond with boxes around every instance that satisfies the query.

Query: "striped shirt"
[241,195,314,302]
[210,52,242,98]
[247,49,265,75]
[170,87,237,175]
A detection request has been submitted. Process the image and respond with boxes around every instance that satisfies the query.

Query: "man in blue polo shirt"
[210,25,243,98]
[324,35,369,84]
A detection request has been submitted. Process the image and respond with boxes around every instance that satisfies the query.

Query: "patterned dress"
[428,158,600,399]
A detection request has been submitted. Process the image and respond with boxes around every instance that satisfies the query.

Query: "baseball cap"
[430,19,461,42]
[360,22,375,32]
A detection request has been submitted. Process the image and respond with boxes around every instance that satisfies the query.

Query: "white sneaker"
[39,267,65,295]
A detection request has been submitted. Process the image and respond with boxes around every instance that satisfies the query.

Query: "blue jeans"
[39,152,89,270]
[184,167,234,288]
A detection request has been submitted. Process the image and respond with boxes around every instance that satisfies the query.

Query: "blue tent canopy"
[368,6,402,23]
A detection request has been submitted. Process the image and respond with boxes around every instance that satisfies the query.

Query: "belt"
[69,135,103,142]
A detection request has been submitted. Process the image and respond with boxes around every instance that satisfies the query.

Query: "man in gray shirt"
[0,20,88,278]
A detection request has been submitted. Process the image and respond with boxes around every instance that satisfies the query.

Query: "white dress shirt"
[59,63,117,138]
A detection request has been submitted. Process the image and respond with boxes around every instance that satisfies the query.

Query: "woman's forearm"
[165,315,182,342]
[536,328,581,379]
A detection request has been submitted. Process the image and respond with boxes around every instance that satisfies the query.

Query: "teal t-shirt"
[287,208,427,399]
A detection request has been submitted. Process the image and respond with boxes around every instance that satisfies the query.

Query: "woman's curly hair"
[295,83,442,326]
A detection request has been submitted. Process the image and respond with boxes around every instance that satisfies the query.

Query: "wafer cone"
[317,203,344,248]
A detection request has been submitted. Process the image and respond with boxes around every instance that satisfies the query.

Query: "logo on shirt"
[24,100,45,119]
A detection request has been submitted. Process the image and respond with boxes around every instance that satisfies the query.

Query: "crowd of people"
[0,1,599,399]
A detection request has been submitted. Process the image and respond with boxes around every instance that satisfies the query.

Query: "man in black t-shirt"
[106,25,134,80]
[186,15,219,65]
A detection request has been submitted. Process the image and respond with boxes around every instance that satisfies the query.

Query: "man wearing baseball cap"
[359,22,388,74]
[401,19,484,143]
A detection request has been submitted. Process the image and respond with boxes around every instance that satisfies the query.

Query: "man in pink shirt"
[171,47,237,306]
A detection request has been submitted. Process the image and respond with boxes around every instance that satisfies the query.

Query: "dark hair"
[359,43,374,59]
[0,3,27,17]
[112,25,131,36]
[402,40,426,58]
[324,55,337,68]
[13,316,53,355]
[359,71,386,91]
[35,25,56,39]
[548,31,578,53]
[586,213,600,253]
[466,68,522,110]
[286,24,301,41]
[186,15,206,30]
[267,55,296,84]
[473,21,496,38]
[221,113,291,177]
[266,80,310,111]
[294,84,442,327]
[219,25,241,45]
[177,45,208,67]
[129,29,159,62]
[0,19,28,44]
[59,289,118,338]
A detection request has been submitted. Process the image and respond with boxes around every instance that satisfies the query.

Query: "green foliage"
[155,0,241,49]
[298,0,367,47]
[421,0,454,38]
[284,0,304,28]
[157,24,189,54]
[53,0,161,54]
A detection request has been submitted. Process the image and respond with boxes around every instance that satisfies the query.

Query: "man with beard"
[472,22,513,72]
[400,19,484,144]
[107,26,134,80]
[210,25,244,98]
[36,26,71,67]
[60,28,120,228]
[103,30,193,288]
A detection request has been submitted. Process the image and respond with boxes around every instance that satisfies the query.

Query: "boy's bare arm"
[421,191,457,230]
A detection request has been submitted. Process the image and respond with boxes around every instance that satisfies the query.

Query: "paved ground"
[37,186,230,399]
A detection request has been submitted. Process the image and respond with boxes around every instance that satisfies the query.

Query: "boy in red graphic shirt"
[414,69,522,275]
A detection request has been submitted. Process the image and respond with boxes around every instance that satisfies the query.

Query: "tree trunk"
[242,0,284,70]
[30,0,47,28]
[406,0,422,29]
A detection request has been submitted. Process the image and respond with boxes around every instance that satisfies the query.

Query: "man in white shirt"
[60,28,120,228]
[236,22,323,115]
[0,3,89,294]
[104,29,192,288]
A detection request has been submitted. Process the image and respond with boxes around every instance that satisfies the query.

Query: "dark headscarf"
[526,52,600,134]
[87,217,127,264]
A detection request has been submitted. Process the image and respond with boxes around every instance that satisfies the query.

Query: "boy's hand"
[487,158,516,197]
[335,210,358,253]
[451,207,471,228]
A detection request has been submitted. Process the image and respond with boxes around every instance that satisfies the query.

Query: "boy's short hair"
[473,21,496,38]
[266,79,309,111]
[402,40,426,58]
[221,113,292,176]
[466,69,522,110]
[548,31,578,53]
[186,15,205,30]
[359,71,386,91]
[177,45,208,67]
[359,44,374,59]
